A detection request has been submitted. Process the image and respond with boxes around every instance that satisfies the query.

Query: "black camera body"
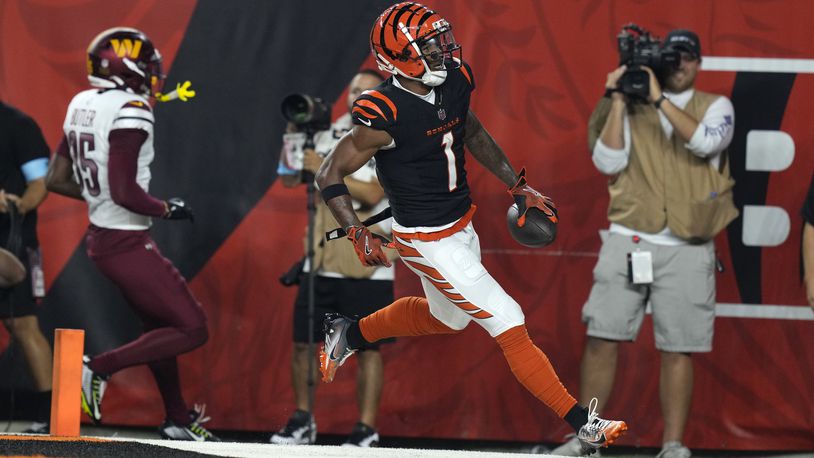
[281,94,332,134]
[616,24,679,101]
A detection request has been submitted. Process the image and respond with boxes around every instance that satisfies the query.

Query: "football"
[506,203,557,248]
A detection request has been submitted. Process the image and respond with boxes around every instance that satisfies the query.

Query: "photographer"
[271,69,392,447]
[551,30,737,457]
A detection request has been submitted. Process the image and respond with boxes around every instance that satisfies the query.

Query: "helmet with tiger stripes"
[370,2,462,87]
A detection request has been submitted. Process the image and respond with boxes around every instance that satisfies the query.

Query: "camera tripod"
[301,133,319,415]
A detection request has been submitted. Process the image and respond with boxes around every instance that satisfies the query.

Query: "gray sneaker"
[159,419,220,441]
[656,441,692,458]
[270,410,317,445]
[548,435,600,456]
[319,313,357,383]
[342,422,379,447]
[159,403,220,442]
[575,398,627,454]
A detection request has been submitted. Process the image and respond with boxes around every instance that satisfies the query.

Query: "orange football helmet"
[370,2,462,86]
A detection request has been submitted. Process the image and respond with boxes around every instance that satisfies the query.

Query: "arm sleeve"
[685,96,735,157]
[107,128,166,217]
[589,98,631,175]
[592,136,630,175]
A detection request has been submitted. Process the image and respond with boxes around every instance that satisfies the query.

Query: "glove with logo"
[507,168,558,227]
[163,197,194,222]
[346,226,394,267]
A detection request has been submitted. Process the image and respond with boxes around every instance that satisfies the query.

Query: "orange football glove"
[346,226,395,267]
[507,167,558,227]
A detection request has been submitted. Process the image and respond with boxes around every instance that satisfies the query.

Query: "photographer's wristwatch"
[654,94,668,109]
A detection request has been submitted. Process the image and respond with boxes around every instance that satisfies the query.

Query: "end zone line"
[702,56,814,73]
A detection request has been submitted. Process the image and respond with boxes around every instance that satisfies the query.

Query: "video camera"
[278,94,333,178]
[280,94,332,134]
[616,24,680,101]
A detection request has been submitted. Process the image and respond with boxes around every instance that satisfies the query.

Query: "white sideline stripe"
[645,302,814,321]
[715,303,814,320]
[702,56,814,73]
[119,438,551,458]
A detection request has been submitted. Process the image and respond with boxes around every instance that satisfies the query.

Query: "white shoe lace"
[192,403,211,424]
[581,398,614,442]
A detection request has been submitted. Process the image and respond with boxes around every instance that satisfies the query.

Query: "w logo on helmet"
[110,39,142,58]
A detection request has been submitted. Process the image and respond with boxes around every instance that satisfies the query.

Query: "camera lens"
[281,94,313,124]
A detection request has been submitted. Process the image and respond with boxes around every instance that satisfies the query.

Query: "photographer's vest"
[306,201,396,279]
[588,91,738,243]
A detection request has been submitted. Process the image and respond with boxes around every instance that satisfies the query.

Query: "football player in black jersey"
[315,2,627,453]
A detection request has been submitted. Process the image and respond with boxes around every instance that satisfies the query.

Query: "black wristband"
[654,94,667,109]
[320,183,350,202]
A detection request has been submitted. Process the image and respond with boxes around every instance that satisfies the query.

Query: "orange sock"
[360,296,460,343]
[496,325,577,418]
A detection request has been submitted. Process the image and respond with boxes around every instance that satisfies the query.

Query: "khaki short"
[582,233,716,352]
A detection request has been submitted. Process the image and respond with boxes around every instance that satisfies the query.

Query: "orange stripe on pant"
[401,259,493,318]
[360,296,462,343]
[495,325,577,418]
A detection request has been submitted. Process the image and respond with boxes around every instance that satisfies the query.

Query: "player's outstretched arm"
[315,125,392,230]
[45,137,83,200]
[463,109,517,187]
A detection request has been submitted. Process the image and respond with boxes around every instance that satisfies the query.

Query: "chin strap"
[156,80,196,102]
[421,70,447,86]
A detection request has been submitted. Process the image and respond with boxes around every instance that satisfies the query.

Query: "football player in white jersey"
[46,27,217,441]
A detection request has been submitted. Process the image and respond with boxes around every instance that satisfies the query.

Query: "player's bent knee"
[487,288,525,326]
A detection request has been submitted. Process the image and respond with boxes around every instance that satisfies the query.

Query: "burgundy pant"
[85,225,208,424]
